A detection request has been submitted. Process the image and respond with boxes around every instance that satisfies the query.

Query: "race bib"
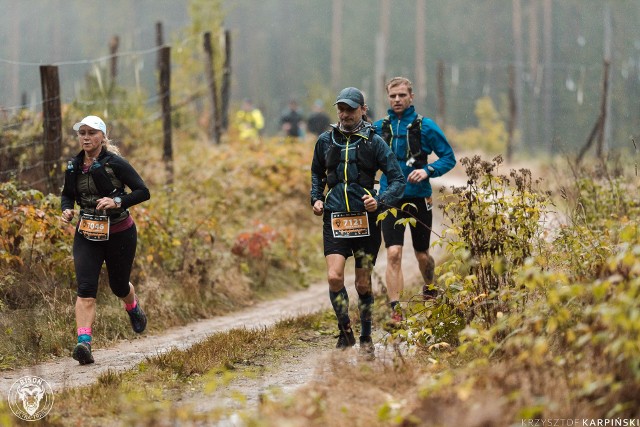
[78,214,110,241]
[331,211,370,238]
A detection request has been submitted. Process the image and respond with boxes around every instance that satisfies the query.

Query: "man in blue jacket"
[311,87,405,356]
[374,77,456,322]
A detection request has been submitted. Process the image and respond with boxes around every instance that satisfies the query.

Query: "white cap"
[72,115,107,134]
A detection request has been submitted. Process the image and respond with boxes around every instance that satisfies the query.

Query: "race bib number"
[78,214,110,241]
[331,211,370,238]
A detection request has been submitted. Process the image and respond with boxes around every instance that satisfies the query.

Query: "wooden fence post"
[109,35,119,95]
[577,60,610,165]
[40,65,62,194]
[203,31,221,144]
[221,29,232,131]
[158,46,173,184]
[155,22,164,67]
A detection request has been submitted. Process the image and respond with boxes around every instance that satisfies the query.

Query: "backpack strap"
[380,115,392,145]
[407,114,428,168]
[90,153,118,196]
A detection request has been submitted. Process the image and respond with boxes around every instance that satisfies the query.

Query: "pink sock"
[78,328,91,335]
[125,299,137,311]
[78,327,92,335]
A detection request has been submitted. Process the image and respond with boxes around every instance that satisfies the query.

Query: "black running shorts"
[322,210,381,268]
[381,197,433,251]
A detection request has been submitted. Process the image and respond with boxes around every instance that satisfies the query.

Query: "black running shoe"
[127,299,147,333]
[359,336,375,360]
[336,325,356,349]
[422,284,438,301]
[72,342,94,365]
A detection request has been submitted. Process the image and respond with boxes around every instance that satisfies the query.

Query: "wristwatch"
[113,196,122,208]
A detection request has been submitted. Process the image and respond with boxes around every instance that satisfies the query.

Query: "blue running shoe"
[127,299,147,333]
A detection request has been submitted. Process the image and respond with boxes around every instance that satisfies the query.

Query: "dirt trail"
[0,235,420,394]
[0,179,463,399]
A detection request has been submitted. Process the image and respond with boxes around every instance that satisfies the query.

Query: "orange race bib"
[78,214,110,241]
[331,211,370,238]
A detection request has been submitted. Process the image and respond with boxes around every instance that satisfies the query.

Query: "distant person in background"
[280,99,304,139]
[310,87,405,358]
[61,115,150,365]
[306,99,331,136]
[234,98,264,141]
[374,76,456,323]
[361,91,374,122]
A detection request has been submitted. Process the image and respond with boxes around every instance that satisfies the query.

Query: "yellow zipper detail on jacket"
[343,135,350,212]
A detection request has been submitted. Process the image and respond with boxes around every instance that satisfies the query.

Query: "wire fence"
[0,29,230,194]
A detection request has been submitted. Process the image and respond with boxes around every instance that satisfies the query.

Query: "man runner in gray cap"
[310,87,405,358]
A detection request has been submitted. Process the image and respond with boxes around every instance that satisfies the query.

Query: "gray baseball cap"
[334,87,364,109]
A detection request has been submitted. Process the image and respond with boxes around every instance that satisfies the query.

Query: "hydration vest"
[380,114,428,168]
[325,127,377,189]
[62,150,126,217]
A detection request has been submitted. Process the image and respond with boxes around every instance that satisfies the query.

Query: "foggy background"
[1,0,639,154]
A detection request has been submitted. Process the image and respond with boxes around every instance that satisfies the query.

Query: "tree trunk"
[542,0,554,152]
[601,2,613,155]
[528,0,540,148]
[331,0,343,91]
[507,65,517,162]
[375,0,390,119]
[415,0,427,112]
[436,60,446,129]
[9,2,20,107]
[511,0,523,152]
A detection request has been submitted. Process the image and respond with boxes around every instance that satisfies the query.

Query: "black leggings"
[73,224,137,299]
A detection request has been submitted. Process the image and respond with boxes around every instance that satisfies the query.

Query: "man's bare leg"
[385,245,404,302]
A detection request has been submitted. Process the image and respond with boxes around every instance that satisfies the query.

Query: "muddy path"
[0,179,462,400]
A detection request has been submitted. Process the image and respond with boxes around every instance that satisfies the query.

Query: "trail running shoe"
[336,325,356,349]
[390,308,404,324]
[359,336,375,360]
[127,299,147,333]
[72,342,94,365]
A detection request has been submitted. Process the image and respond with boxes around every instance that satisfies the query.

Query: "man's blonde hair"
[386,76,413,94]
